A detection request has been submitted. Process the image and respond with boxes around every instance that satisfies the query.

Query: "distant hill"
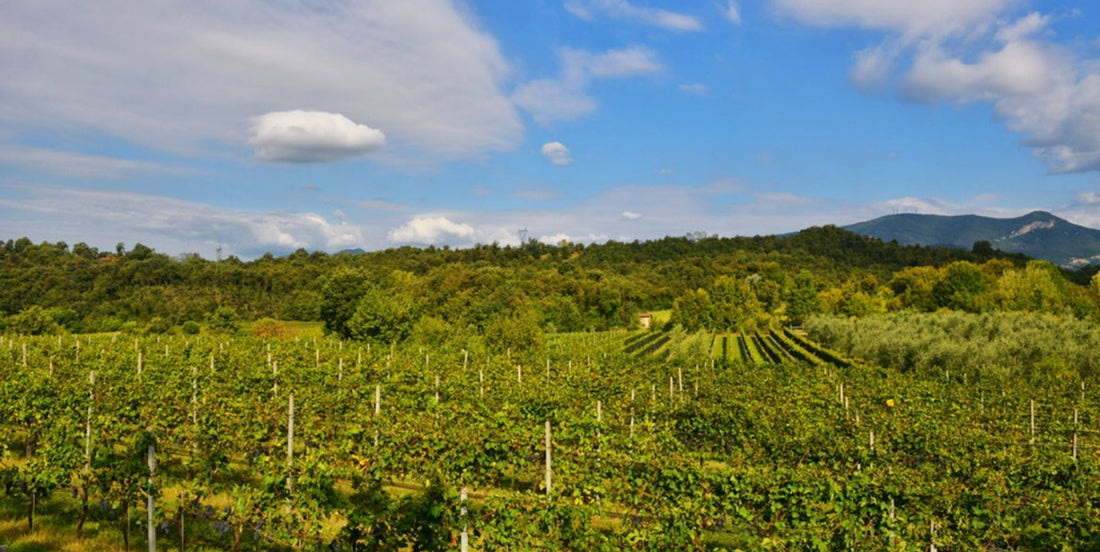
[844,211,1100,267]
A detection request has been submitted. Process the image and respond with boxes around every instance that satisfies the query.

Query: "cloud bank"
[0,1,521,161]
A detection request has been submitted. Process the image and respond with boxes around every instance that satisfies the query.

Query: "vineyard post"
[338,358,343,381]
[463,349,468,371]
[677,366,683,393]
[929,519,937,552]
[21,342,26,367]
[374,384,381,415]
[460,486,469,552]
[147,432,156,552]
[517,365,522,385]
[49,357,53,376]
[138,351,143,376]
[435,375,440,404]
[1073,408,1078,463]
[669,376,673,400]
[479,368,484,398]
[191,365,198,460]
[545,358,550,381]
[544,421,552,498]
[869,430,874,452]
[287,394,294,494]
[273,361,278,398]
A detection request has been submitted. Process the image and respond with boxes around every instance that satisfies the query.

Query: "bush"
[181,321,201,335]
[8,306,62,335]
[206,307,240,334]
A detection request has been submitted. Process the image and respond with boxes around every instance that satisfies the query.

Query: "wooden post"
[434,375,440,403]
[85,371,94,473]
[479,368,484,398]
[545,421,552,497]
[147,433,156,552]
[1073,408,1079,463]
[869,430,874,452]
[460,486,469,552]
[287,394,294,494]
[517,365,522,385]
[677,366,683,392]
[137,351,143,376]
[374,385,381,415]
[338,358,343,381]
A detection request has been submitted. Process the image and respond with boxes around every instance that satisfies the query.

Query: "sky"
[1,0,1099,259]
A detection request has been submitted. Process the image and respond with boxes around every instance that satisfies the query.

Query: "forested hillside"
[2,227,1097,348]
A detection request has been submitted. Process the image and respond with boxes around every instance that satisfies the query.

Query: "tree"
[8,305,62,335]
[933,261,988,312]
[669,289,712,331]
[347,286,418,344]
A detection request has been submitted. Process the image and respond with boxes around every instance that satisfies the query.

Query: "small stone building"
[638,313,652,329]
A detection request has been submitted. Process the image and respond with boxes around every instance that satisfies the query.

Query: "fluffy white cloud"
[250,111,385,162]
[541,142,573,165]
[0,1,521,161]
[387,216,476,245]
[621,211,643,220]
[720,1,742,25]
[514,46,662,123]
[773,2,1100,173]
[565,0,704,32]
[539,233,573,245]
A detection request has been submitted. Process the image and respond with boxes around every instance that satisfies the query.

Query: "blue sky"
[2,0,1099,258]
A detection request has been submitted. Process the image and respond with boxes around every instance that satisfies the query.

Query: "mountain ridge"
[844,211,1100,267]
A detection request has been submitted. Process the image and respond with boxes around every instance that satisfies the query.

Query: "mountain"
[844,211,1100,268]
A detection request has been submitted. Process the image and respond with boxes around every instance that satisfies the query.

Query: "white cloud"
[0,185,372,258]
[565,0,704,32]
[773,3,1100,174]
[512,80,598,124]
[514,46,662,123]
[541,142,573,165]
[539,233,573,245]
[720,1,742,25]
[0,1,521,161]
[575,47,664,77]
[678,83,709,95]
[771,0,1015,35]
[0,145,182,179]
[249,110,385,162]
[621,210,643,220]
[387,216,476,245]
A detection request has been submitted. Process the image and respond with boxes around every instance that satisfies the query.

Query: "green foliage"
[348,285,418,344]
[206,306,241,333]
[182,320,201,335]
[8,305,62,335]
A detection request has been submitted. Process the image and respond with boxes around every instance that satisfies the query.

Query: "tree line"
[2,229,1097,346]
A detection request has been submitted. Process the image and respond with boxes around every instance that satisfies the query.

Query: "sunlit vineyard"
[1,327,1097,550]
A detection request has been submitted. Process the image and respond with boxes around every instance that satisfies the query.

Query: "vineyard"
[1,326,1097,551]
